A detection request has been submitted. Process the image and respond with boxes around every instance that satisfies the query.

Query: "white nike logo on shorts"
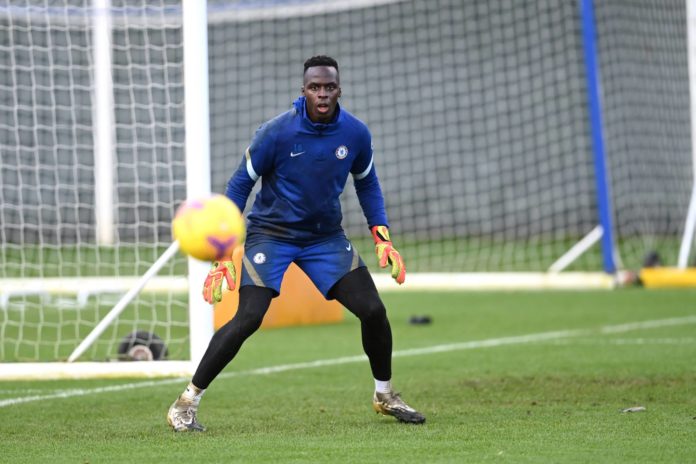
[290,151,305,157]
[346,243,352,251]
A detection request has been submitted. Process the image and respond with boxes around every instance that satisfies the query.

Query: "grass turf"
[1,289,695,463]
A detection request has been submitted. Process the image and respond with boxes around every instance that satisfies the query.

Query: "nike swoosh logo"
[346,243,352,251]
[290,151,305,157]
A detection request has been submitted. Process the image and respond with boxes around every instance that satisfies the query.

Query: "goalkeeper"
[167,55,424,431]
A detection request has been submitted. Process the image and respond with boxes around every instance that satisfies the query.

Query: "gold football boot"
[372,391,425,424]
[167,395,206,432]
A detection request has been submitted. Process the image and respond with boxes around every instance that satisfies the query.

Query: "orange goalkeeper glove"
[202,259,236,304]
[371,225,406,284]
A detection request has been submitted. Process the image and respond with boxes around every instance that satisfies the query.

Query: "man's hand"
[371,225,405,284]
[202,259,236,304]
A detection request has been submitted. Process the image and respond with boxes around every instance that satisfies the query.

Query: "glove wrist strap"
[371,225,391,243]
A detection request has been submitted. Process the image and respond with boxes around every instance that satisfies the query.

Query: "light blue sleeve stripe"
[353,156,373,180]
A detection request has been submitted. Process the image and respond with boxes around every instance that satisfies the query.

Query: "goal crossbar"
[0,276,188,309]
[0,272,615,304]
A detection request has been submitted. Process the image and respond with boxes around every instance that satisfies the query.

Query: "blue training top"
[225,96,388,243]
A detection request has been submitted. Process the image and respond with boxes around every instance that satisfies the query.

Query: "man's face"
[302,66,341,123]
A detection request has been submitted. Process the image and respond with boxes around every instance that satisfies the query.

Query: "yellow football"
[172,194,245,261]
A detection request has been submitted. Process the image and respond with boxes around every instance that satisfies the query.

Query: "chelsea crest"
[335,145,348,159]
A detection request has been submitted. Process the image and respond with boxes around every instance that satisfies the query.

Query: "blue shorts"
[240,234,366,299]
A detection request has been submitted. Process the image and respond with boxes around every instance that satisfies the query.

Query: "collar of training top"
[293,96,342,132]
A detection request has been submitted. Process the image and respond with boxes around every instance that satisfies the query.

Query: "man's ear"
[301,86,305,95]
[338,87,342,98]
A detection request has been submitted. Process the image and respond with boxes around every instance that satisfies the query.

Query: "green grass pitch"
[1,289,695,463]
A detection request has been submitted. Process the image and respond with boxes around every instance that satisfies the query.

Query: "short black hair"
[303,55,339,74]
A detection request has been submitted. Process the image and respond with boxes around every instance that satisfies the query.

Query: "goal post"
[93,0,115,246]
[679,0,696,269]
[0,0,209,379]
[579,0,617,274]
[1,0,693,380]
[181,0,214,367]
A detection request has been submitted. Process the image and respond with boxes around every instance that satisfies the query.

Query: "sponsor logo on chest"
[290,143,305,158]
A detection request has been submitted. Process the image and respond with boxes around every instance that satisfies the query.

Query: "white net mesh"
[0,1,189,362]
[207,0,599,272]
[594,0,692,268]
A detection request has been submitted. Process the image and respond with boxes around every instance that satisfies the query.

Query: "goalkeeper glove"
[371,225,406,284]
[202,259,236,304]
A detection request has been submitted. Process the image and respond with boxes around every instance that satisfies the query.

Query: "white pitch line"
[542,337,696,346]
[599,316,696,334]
[0,379,185,408]
[2,315,696,408]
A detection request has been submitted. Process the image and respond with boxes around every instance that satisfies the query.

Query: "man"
[167,55,425,431]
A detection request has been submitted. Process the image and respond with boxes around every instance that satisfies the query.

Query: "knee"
[229,286,273,336]
[232,311,265,336]
[358,298,387,324]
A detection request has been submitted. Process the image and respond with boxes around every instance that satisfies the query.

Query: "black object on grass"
[409,315,432,325]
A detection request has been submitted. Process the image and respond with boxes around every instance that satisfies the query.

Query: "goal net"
[206,0,692,274]
[0,0,693,374]
[0,1,191,372]
[592,1,692,269]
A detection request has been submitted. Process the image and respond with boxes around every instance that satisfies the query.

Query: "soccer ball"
[172,194,245,261]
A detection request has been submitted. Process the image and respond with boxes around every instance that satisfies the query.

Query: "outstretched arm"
[352,138,405,284]
[206,141,269,304]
